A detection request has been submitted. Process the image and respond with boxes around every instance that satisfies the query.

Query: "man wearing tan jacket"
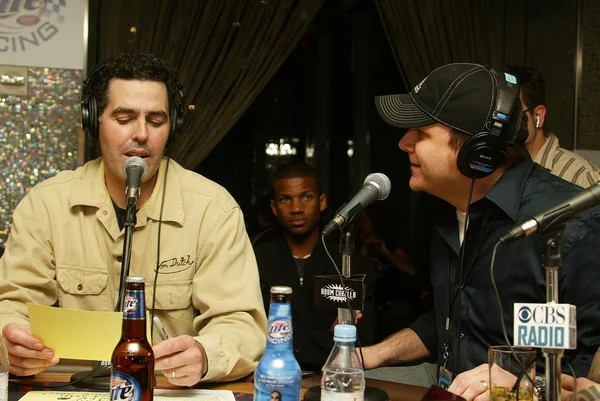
[0,50,267,386]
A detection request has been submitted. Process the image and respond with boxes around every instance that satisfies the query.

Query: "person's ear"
[319,193,327,212]
[534,105,547,129]
[270,199,278,217]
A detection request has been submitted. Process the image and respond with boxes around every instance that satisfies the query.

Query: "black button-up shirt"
[410,156,600,377]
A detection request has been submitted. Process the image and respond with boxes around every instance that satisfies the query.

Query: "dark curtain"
[87,0,323,169]
[374,0,528,88]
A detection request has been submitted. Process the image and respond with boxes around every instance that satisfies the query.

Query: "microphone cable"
[490,240,544,400]
[321,234,365,372]
[149,155,170,344]
[455,176,476,367]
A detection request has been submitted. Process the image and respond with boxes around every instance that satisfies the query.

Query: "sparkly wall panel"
[0,68,82,248]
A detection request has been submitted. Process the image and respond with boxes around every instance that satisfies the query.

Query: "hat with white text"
[375,63,524,145]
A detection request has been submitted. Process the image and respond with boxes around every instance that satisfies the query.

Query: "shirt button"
[460,333,465,340]
[77,283,83,291]
[102,210,107,215]
[116,256,123,262]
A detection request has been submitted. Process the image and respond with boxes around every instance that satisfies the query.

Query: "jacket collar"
[69,157,185,226]
[482,156,534,223]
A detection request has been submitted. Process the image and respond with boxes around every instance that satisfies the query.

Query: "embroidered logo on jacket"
[156,255,194,274]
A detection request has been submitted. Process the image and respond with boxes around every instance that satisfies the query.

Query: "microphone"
[122,156,149,201]
[500,181,600,243]
[322,173,391,237]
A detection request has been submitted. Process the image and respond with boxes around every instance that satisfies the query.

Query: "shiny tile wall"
[0,67,82,249]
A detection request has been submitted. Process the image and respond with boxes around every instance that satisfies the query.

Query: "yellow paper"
[28,303,122,361]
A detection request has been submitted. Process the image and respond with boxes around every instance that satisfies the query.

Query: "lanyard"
[442,208,497,368]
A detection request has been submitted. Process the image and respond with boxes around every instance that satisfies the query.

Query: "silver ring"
[480,380,489,391]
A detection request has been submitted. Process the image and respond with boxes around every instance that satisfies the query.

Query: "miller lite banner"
[513,303,577,349]
[1,0,86,69]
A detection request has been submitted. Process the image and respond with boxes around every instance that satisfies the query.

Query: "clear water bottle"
[254,286,302,401]
[0,316,9,401]
[321,324,365,401]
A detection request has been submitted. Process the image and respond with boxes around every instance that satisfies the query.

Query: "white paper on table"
[18,389,235,401]
[155,389,236,401]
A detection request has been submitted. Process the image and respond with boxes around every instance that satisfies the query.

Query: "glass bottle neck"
[121,287,148,340]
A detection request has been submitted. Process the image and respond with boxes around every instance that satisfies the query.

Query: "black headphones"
[456,70,522,179]
[80,62,185,145]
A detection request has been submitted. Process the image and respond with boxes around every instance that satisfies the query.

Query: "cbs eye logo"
[518,306,532,323]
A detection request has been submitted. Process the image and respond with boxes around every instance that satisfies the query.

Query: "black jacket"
[254,233,377,371]
[410,156,600,377]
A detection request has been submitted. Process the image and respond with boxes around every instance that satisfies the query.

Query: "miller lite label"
[110,370,142,401]
[513,303,577,349]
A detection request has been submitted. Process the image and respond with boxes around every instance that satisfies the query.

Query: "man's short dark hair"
[271,162,320,196]
[506,65,546,110]
[89,50,179,118]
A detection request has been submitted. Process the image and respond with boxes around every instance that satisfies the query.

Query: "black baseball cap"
[375,63,524,144]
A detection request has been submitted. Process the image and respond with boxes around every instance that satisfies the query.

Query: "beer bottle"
[110,277,155,401]
[254,286,302,401]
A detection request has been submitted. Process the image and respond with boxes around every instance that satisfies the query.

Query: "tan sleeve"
[192,204,267,382]
[0,187,57,329]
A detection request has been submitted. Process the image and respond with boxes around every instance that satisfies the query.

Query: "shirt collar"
[533,133,559,167]
[69,157,185,225]
[482,156,535,223]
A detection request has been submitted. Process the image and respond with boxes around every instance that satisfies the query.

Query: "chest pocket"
[57,265,108,295]
[145,280,193,310]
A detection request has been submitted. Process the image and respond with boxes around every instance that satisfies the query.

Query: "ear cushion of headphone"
[81,90,98,141]
[81,92,90,137]
[457,132,507,178]
[88,95,98,140]
[166,99,184,149]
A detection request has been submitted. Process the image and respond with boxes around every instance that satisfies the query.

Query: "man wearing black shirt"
[254,162,377,371]
[361,63,600,400]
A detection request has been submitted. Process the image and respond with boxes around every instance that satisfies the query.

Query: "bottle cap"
[126,276,146,283]
[333,324,357,342]
[270,286,293,295]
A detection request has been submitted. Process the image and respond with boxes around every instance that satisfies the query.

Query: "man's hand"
[448,363,491,401]
[2,323,59,376]
[561,374,600,401]
[153,335,208,386]
[449,363,530,401]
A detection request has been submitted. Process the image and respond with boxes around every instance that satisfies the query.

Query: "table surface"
[9,361,431,401]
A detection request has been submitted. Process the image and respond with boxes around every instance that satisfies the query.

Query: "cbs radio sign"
[513,303,577,349]
[0,0,85,69]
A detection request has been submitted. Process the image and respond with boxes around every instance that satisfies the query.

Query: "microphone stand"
[305,223,388,401]
[539,226,566,401]
[70,196,138,390]
[337,228,355,326]
[116,196,137,312]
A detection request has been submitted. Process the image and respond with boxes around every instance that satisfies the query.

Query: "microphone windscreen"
[364,173,391,200]
[122,156,149,177]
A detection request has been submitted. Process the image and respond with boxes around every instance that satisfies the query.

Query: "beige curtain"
[87,0,323,169]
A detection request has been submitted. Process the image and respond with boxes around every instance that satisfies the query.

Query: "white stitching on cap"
[379,95,433,124]
[432,64,483,116]
[433,66,482,117]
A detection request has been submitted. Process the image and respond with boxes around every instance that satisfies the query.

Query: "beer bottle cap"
[270,286,293,295]
[126,276,146,283]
